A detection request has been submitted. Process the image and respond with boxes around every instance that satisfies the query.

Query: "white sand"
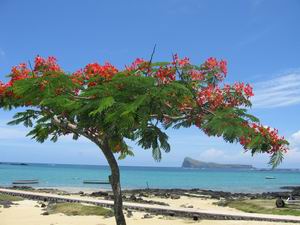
[143,195,241,213]
[0,200,297,225]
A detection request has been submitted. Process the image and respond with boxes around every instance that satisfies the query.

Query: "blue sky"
[0,0,300,168]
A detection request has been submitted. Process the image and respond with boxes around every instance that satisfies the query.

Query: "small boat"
[12,179,39,184]
[265,176,276,179]
[83,180,110,184]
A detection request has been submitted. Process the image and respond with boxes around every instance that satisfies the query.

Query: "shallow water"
[0,163,299,193]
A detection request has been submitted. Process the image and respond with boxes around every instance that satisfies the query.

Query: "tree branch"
[52,115,79,132]
[149,44,157,64]
[150,114,189,120]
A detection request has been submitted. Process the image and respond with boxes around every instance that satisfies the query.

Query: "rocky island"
[182,157,255,169]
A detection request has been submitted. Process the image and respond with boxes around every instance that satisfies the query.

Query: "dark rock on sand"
[0,200,14,208]
[123,188,299,201]
[41,211,49,216]
[143,213,154,219]
[90,191,109,197]
[11,186,34,191]
[170,194,180,199]
[126,210,133,218]
[89,191,169,206]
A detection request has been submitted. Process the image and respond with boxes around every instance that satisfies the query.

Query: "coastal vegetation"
[0,54,289,225]
[0,193,23,201]
[224,199,300,216]
[47,202,113,217]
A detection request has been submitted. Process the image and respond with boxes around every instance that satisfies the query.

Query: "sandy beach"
[1,188,299,225]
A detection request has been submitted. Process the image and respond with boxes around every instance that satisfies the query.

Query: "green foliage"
[136,125,170,161]
[269,151,284,169]
[201,108,256,143]
[0,61,287,166]
[0,193,23,201]
[224,199,300,216]
[89,96,115,117]
[47,202,113,217]
[7,110,40,127]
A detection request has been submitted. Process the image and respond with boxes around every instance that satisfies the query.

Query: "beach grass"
[0,193,23,201]
[47,202,114,217]
[226,199,300,216]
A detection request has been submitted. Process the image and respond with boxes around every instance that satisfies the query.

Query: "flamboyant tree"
[0,55,288,225]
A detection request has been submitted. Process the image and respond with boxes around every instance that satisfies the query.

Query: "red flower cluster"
[172,54,190,67]
[156,66,176,84]
[0,63,32,96]
[71,69,84,86]
[196,82,254,111]
[239,123,288,153]
[84,62,118,84]
[203,57,227,81]
[232,82,254,97]
[219,60,227,75]
[197,85,223,109]
[11,63,30,81]
[205,57,218,68]
[189,70,205,81]
[34,56,61,72]
[0,81,5,95]
[125,58,146,71]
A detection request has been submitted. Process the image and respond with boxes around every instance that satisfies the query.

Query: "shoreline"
[1,185,300,225]
[3,185,300,199]
[2,183,300,194]
[1,186,300,225]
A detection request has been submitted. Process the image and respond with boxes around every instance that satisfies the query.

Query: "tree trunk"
[100,139,126,225]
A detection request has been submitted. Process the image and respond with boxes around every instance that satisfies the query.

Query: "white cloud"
[199,148,224,159]
[0,126,27,139]
[280,130,300,167]
[197,148,250,163]
[252,72,300,108]
[290,130,300,146]
[0,125,89,144]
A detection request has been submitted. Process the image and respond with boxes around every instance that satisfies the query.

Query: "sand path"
[0,200,298,225]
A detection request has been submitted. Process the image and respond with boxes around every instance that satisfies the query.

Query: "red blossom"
[219,60,227,75]
[125,58,146,71]
[172,54,190,67]
[0,81,5,95]
[244,84,254,97]
[239,136,251,146]
[156,66,176,84]
[205,57,218,69]
[190,70,204,81]
[34,55,61,72]
[197,85,225,110]
[11,63,30,82]
[203,57,227,81]
[71,69,85,86]
[179,57,190,66]
[238,122,288,154]
[196,82,254,110]
[84,62,118,83]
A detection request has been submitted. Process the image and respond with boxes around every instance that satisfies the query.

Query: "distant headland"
[182,157,255,169]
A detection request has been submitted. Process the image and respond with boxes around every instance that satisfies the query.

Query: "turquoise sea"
[0,163,299,193]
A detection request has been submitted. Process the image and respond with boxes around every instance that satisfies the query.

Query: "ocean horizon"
[1,162,300,193]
